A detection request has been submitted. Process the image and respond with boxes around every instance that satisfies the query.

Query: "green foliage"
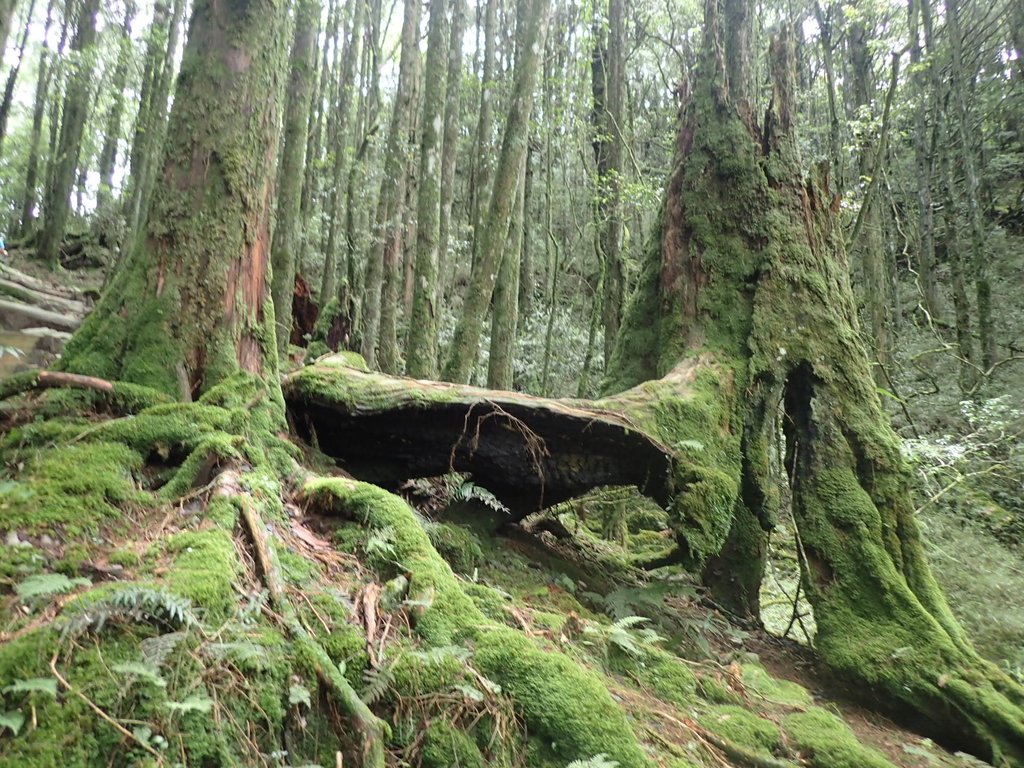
[14,573,91,602]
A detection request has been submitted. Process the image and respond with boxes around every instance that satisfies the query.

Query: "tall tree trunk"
[590,0,626,368]
[605,3,1024,760]
[319,0,365,305]
[847,13,890,375]
[487,145,527,389]
[443,0,550,384]
[17,0,54,236]
[436,0,465,310]
[61,0,292,400]
[0,0,35,158]
[468,0,498,269]
[123,0,185,253]
[945,0,995,370]
[359,0,419,371]
[95,0,136,211]
[270,0,319,354]
[406,0,450,379]
[37,0,100,268]
[908,0,940,319]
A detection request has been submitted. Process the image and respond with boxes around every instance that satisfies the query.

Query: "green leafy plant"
[15,573,91,602]
[583,616,664,662]
[61,586,196,639]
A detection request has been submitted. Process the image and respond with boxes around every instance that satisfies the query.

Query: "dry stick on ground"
[49,651,165,763]
[235,487,387,768]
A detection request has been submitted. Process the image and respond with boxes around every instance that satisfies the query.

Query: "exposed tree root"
[0,369,170,411]
[232,476,388,768]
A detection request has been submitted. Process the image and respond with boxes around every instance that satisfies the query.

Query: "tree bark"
[37,0,100,268]
[359,0,419,371]
[443,0,550,384]
[436,0,465,311]
[61,0,291,400]
[271,0,319,355]
[406,0,450,379]
[319,0,365,305]
[602,6,1024,760]
[123,0,186,252]
[468,0,498,270]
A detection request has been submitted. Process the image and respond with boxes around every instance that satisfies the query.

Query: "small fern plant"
[583,616,664,665]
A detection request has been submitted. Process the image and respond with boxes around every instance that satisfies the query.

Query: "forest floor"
[0,249,1013,768]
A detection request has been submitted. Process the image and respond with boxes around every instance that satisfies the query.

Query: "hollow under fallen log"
[284,357,684,514]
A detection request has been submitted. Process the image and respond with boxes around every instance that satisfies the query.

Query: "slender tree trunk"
[909,0,940,319]
[270,0,319,354]
[62,0,292,400]
[590,0,626,367]
[517,142,535,331]
[37,0,100,268]
[945,0,995,370]
[468,0,498,268]
[848,15,890,375]
[443,0,550,384]
[436,0,465,310]
[96,1,136,211]
[487,148,526,389]
[298,0,336,278]
[406,0,450,379]
[359,0,419,371]
[0,0,35,158]
[124,0,186,252]
[320,0,365,305]
[813,0,843,187]
[18,0,56,237]
[344,0,383,337]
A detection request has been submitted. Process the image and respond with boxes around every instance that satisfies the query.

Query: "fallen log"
[0,276,89,316]
[0,298,81,333]
[283,355,737,568]
[0,262,89,302]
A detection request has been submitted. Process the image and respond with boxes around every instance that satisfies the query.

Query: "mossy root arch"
[603,18,1024,765]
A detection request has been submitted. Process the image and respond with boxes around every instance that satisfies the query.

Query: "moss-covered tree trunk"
[604,4,1024,761]
[406,0,449,379]
[359,0,419,371]
[271,0,319,355]
[443,0,550,384]
[60,0,291,400]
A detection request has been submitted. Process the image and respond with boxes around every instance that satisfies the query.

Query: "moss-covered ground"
[0,379,986,767]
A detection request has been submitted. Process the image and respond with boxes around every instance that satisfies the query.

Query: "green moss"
[304,478,652,768]
[108,548,143,568]
[420,719,486,768]
[0,441,144,534]
[740,663,811,707]
[636,650,698,707]
[782,709,897,768]
[697,704,781,755]
[427,521,484,573]
[164,529,239,618]
[462,582,511,623]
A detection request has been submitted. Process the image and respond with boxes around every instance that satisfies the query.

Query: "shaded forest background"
[1,0,1024,740]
